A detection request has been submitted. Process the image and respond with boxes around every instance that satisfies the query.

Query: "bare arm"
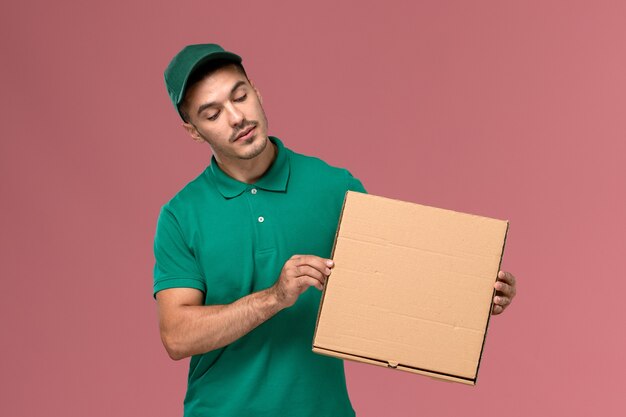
[156,255,334,360]
[157,286,281,360]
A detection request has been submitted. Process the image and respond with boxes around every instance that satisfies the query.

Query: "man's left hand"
[492,270,517,315]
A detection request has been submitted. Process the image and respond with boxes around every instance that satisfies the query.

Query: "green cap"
[164,43,242,118]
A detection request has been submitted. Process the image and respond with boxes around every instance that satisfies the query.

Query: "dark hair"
[179,59,249,122]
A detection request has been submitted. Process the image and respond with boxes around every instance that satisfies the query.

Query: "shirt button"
[258,216,264,223]
[251,188,257,194]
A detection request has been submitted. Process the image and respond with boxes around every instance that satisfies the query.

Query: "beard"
[236,133,267,160]
[228,107,270,160]
[202,124,268,161]
[198,104,270,161]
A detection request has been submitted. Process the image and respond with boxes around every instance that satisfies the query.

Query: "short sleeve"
[152,205,206,298]
[345,170,368,194]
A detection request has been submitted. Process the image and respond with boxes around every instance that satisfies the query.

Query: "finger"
[498,271,516,286]
[295,265,327,284]
[299,255,334,270]
[299,276,324,291]
[493,295,511,307]
[295,255,334,275]
[494,281,514,297]
[491,304,504,315]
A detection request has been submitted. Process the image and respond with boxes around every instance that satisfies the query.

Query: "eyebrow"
[196,80,248,117]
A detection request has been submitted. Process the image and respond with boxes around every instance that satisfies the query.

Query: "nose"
[225,102,245,128]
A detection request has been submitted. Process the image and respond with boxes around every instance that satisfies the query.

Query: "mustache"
[230,121,258,142]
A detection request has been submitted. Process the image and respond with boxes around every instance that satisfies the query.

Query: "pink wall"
[2,1,624,415]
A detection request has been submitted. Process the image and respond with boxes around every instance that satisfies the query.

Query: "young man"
[153,44,517,417]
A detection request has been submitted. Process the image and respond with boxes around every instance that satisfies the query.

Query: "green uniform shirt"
[153,136,366,417]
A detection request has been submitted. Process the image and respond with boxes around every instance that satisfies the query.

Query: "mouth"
[234,125,256,142]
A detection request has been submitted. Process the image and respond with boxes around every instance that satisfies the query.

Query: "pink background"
[2,1,625,416]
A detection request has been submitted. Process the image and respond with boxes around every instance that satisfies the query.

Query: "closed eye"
[234,93,247,102]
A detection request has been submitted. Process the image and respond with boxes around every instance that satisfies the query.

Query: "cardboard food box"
[313,191,509,385]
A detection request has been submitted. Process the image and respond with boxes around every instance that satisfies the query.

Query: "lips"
[235,125,256,141]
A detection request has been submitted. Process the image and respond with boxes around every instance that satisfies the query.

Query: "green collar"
[208,136,290,199]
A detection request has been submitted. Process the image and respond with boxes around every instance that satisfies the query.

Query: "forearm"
[161,287,282,360]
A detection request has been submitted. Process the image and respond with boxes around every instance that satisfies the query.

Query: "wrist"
[262,286,284,315]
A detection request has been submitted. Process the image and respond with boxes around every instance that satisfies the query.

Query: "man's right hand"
[270,254,334,308]
[156,254,334,359]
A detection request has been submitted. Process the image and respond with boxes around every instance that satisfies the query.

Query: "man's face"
[181,64,269,162]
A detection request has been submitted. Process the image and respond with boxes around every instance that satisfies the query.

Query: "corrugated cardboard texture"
[313,192,508,385]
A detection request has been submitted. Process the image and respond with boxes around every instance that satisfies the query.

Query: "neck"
[215,138,277,184]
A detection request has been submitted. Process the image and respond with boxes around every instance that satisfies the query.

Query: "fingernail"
[325,268,331,275]
[326,260,334,267]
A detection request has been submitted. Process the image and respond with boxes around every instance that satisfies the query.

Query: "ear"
[250,79,263,104]
[182,121,205,144]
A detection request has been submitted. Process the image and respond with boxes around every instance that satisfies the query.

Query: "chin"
[239,134,267,160]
